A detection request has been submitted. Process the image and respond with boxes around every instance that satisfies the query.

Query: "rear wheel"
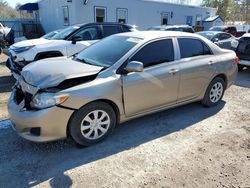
[202,77,226,107]
[238,64,244,72]
[69,101,117,146]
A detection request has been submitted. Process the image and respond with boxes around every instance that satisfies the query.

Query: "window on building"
[117,8,128,23]
[103,26,122,38]
[95,7,106,23]
[130,39,174,68]
[186,16,193,26]
[196,15,202,26]
[62,6,69,26]
[161,13,169,25]
[178,38,211,58]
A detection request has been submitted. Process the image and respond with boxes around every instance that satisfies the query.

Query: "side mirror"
[125,61,144,73]
[213,38,219,43]
[71,36,82,44]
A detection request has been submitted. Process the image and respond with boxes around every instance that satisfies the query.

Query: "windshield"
[51,26,80,40]
[209,27,223,31]
[42,30,61,39]
[75,36,141,67]
[198,32,215,40]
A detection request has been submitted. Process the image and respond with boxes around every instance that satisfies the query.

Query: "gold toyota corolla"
[8,31,238,146]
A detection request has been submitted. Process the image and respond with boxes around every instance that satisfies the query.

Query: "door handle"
[169,69,179,74]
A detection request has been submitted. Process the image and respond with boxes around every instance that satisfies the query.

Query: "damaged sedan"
[8,31,238,146]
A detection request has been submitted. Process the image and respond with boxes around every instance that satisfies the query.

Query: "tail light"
[234,56,239,64]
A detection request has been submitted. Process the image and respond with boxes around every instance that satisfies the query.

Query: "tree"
[202,0,235,21]
[0,0,19,18]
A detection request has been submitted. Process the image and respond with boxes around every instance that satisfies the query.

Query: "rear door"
[122,39,180,116]
[176,38,216,103]
[217,33,234,49]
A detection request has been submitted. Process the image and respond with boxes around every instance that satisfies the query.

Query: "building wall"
[39,0,217,32]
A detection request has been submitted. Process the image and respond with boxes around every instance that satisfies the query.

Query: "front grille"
[15,87,33,109]
[10,54,23,71]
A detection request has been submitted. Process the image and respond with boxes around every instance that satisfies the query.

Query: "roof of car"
[74,22,135,28]
[152,25,192,28]
[116,31,200,40]
[242,33,250,37]
[198,31,227,35]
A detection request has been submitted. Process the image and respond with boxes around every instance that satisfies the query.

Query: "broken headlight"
[31,93,69,109]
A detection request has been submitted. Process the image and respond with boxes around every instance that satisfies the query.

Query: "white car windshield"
[51,26,80,40]
[75,36,142,68]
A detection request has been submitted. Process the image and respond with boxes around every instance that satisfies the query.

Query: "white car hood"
[21,56,103,89]
[12,38,53,48]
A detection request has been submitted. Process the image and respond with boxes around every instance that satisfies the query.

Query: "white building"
[38,0,217,32]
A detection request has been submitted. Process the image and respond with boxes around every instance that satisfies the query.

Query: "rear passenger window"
[178,38,211,58]
[131,39,174,68]
[103,26,121,38]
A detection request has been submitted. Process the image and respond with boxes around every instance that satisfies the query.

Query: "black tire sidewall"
[69,102,116,146]
[202,77,226,107]
[238,64,244,72]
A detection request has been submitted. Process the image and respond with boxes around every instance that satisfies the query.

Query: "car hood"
[21,56,103,89]
[12,38,53,48]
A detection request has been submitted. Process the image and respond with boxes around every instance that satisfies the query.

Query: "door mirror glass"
[213,38,219,43]
[71,36,82,44]
[125,61,144,73]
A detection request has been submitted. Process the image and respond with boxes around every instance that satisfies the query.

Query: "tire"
[69,101,117,146]
[238,64,244,72]
[0,47,2,55]
[202,77,226,107]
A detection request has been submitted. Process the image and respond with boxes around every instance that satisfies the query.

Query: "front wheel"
[202,77,226,107]
[69,101,117,146]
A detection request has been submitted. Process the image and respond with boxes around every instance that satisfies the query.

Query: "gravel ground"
[0,53,250,187]
[0,54,14,120]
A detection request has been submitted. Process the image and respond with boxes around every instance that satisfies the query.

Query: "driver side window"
[73,27,98,41]
[130,39,174,68]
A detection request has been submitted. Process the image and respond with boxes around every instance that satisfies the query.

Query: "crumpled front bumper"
[8,91,74,142]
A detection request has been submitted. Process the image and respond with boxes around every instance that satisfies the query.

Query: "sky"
[6,0,38,8]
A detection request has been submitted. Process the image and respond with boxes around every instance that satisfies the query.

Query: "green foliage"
[203,0,249,22]
[202,0,234,21]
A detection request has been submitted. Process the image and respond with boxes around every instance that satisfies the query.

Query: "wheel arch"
[213,73,228,86]
[66,99,120,138]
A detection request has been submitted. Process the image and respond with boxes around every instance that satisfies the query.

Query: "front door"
[66,26,100,56]
[122,39,180,116]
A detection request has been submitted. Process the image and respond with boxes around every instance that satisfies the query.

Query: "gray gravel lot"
[0,53,250,187]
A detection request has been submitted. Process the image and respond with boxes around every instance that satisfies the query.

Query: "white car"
[6,23,137,76]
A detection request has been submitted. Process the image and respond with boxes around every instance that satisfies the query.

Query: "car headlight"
[31,93,69,109]
[11,45,35,54]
